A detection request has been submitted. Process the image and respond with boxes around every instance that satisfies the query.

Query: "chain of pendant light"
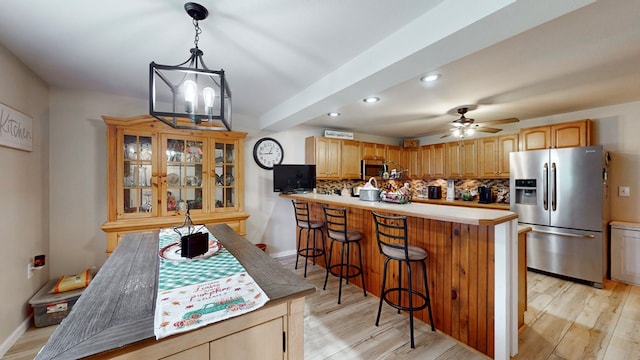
[192,18,202,49]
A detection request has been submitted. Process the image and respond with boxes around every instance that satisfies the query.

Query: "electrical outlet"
[619,186,631,197]
[27,262,33,279]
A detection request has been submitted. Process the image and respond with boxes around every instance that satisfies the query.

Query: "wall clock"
[253,137,284,170]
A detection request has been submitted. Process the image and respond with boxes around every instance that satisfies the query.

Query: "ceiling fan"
[441,105,519,139]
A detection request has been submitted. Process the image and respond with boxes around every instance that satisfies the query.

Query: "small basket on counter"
[380,183,413,204]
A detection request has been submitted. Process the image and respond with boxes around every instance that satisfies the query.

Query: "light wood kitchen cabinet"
[305,136,341,179]
[401,147,420,178]
[520,119,592,150]
[341,139,362,179]
[478,134,518,178]
[385,145,402,165]
[361,141,385,160]
[420,143,446,179]
[446,139,477,178]
[101,115,249,255]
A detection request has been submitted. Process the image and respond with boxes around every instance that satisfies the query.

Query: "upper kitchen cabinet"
[520,119,592,150]
[101,115,248,255]
[305,136,341,179]
[420,143,446,179]
[446,139,478,178]
[478,134,518,178]
[401,147,420,179]
[361,142,385,160]
[341,139,362,179]
[385,145,402,165]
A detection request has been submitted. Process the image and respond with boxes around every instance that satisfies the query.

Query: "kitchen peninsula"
[35,225,315,360]
[283,193,519,359]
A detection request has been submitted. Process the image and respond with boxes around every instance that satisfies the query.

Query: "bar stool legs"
[375,256,435,348]
[295,224,325,277]
[323,236,367,304]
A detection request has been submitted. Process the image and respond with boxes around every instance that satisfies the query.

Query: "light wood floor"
[4,257,640,360]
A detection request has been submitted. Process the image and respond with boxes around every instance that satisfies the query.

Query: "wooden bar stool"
[291,200,326,277]
[371,211,435,349]
[322,205,367,304]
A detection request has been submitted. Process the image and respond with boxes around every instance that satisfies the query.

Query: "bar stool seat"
[291,200,327,277]
[322,205,367,304]
[372,211,435,349]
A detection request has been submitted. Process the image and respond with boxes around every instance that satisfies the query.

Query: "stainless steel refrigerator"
[510,145,610,288]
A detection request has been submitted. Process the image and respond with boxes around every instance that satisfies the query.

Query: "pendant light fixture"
[149,2,232,131]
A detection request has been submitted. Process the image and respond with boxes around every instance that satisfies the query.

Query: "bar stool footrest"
[297,248,325,258]
[381,287,429,312]
[327,263,363,280]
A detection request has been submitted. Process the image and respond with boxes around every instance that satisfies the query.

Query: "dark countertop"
[35,224,315,360]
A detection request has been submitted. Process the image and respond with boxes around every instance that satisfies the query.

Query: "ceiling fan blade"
[475,127,502,133]
[440,132,453,139]
[478,117,519,126]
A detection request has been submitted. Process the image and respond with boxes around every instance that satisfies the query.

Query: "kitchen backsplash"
[316,178,510,203]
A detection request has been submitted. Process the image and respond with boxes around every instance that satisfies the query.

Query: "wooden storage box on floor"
[28,280,85,327]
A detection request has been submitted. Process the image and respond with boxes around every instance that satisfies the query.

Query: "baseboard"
[0,315,32,357]
[269,249,296,259]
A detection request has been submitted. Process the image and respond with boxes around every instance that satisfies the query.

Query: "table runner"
[154,227,269,339]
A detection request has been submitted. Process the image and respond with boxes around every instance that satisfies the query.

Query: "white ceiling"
[0,0,638,138]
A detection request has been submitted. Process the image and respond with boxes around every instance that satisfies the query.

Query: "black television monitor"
[273,164,316,193]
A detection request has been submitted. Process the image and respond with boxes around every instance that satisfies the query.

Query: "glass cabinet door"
[213,141,237,210]
[122,134,155,216]
[164,136,206,214]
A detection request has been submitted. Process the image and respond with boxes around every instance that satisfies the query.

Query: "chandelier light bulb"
[203,87,215,114]
[184,80,197,113]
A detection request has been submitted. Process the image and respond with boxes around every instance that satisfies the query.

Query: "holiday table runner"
[154,227,269,339]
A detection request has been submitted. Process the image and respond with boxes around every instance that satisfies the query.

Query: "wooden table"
[283,193,519,359]
[35,224,315,360]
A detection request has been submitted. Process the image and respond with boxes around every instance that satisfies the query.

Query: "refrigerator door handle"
[551,162,557,211]
[543,163,548,210]
[531,229,595,239]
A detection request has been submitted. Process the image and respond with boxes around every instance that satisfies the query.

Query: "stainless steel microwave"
[361,159,385,180]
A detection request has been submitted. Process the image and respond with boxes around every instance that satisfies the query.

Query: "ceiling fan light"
[466,128,475,136]
[452,129,461,137]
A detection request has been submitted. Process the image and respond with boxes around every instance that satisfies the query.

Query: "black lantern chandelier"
[149,2,231,131]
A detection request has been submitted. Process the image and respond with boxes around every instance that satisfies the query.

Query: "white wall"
[0,43,49,352]
[48,88,147,276]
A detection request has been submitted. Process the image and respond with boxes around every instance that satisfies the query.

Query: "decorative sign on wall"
[0,103,32,152]
[324,129,354,140]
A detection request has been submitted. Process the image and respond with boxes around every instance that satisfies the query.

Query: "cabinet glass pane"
[214,141,236,209]
[167,137,204,212]
[123,135,152,214]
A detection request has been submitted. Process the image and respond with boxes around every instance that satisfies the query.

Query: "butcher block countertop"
[35,224,315,360]
[282,193,517,226]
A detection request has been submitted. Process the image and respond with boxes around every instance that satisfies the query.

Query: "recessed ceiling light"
[363,96,380,104]
[420,73,440,82]
[327,112,341,117]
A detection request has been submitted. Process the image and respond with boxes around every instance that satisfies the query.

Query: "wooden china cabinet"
[101,115,248,255]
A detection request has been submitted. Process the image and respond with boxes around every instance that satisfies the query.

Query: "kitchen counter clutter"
[35,224,315,360]
[412,196,510,210]
[281,193,520,359]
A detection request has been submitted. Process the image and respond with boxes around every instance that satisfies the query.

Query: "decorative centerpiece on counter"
[380,182,413,204]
